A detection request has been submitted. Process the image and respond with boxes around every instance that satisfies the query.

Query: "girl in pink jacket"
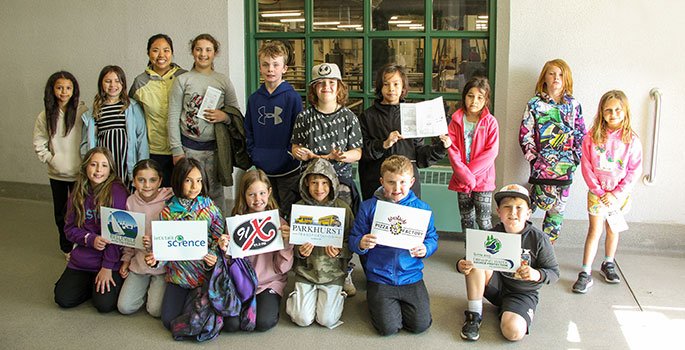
[572,90,642,294]
[447,77,499,231]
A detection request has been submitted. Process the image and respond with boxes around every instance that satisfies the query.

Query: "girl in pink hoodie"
[117,159,173,316]
[219,169,294,331]
[572,90,642,294]
[447,77,499,231]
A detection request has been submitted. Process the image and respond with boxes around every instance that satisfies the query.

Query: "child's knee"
[146,302,162,318]
[290,311,315,327]
[117,300,139,315]
[500,314,527,341]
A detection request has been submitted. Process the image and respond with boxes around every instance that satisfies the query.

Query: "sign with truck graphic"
[289,204,346,248]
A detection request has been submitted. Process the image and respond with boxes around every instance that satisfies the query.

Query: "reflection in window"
[313,39,363,91]
[257,39,306,90]
[433,0,489,31]
[312,1,363,32]
[347,98,364,117]
[371,39,424,93]
[432,38,488,93]
[258,0,305,32]
[372,0,425,31]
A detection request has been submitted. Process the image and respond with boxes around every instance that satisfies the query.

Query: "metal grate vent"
[419,166,452,185]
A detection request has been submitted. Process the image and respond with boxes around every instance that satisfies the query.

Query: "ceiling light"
[280,18,305,22]
[388,20,412,24]
[314,21,341,25]
[337,24,361,28]
[261,12,301,17]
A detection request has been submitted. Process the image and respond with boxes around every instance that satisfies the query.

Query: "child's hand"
[144,252,157,267]
[280,224,290,243]
[172,154,185,165]
[203,109,228,123]
[600,192,617,207]
[218,234,230,252]
[95,268,116,294]
[142,236,152,252]
[119,261,130,278]
[299,243,314,257]
[515,265,541,282]
[93,236,110,251]
[383,131,403,149]
[203,253,218,267]
[325,246,341,258]
[359,234,377,250]
[294,145,318,161]
[457,259,474,275]
[409,244,427,258]
[439,134,452,149]
[326,149,347,162]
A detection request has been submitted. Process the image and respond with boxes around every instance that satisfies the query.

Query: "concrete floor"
[0,197,682,349]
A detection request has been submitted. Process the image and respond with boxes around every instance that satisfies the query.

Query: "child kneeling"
[349,155,439,336]
[456,184,559,342]
[286,158,354,328]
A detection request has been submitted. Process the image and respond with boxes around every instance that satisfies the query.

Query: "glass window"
[433,0,490,31]
[258,0,305,32]
[313,39,364,91]
[346,98,364,117]
[372,0,425,31]
[431,38,488,93]
[312,1,363,32]
[371,38,424,93]
[257,39,306,90]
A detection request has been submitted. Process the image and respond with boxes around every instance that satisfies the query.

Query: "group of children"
[33,30,643,342]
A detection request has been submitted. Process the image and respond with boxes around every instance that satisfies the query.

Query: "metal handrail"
[643,88,662,185]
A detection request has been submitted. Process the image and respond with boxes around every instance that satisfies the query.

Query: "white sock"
[605,256,614,263]
[467,300,482,315]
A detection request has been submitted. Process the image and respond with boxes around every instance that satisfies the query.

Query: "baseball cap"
[310,63,342,85]
[494,184,531,207]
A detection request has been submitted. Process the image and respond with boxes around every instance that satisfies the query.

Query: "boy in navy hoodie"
[349,155,439,335]
[245,41,303,218]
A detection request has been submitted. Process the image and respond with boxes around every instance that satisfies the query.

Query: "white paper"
[226,209,284,258]
[151,221,208,261]
[100,207,146,249]
[197,86,222,121]
[606,210,629,233]
[400,96,448,138]
[465,229,522,273]
[370,201,430,250]
[289,204,346,248]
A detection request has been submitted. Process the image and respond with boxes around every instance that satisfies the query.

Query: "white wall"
[0,0,243,184]
[495,0,685,224]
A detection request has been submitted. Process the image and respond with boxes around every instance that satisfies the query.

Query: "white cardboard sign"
[289,204,346,248]
[151,221,208,261]
[227,209,284,258]
[197,86,222,121]
[400,96,448,138]
[370,201,430,250]
[100,207,146,249]
[465,229,522,273]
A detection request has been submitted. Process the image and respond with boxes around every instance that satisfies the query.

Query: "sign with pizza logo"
[371,201,430,250]
[226,209,284,258]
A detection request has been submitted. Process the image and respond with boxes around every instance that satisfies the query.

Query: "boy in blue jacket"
[349,155,438,336]
[245,41,303,218]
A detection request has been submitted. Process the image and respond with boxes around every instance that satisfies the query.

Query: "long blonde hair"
[590,90,636,145]
[231,169,279,216]
[92,65,130,120]
[68,147,125,227]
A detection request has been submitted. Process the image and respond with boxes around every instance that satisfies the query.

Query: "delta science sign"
[151,221,208,261]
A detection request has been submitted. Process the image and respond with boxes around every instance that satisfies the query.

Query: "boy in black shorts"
[456,184,559,341]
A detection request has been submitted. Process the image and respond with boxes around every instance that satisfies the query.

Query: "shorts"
[484,272,538,332]
[587,191,631,216]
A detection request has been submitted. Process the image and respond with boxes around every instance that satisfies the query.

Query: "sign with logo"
[100,207,145,249]
[289,204,345,248]
[371,201,430,250]
[226,209,284,258]
[151,221,208,261]
[465,229,522,273]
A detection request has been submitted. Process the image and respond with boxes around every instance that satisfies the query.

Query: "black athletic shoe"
[600,261,621,284]
[460,311,482,341]
[572,271,594,293]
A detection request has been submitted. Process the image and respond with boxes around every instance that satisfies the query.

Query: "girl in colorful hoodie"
[218,169,294,331]
[54,147,128,312]
[572,90,642,294]
[117,159,173,317]
[447,76,499,231]
[144,158,224,330]
[519,59,587,242]
[33,71,88,258]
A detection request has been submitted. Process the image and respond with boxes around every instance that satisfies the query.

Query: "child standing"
[457,184,559,342]
[54,147,129,312]
[168,33,240,215]
[447,76,499,231]
[286,158,354,328]
[349,155,438,336]
[129,34,187,186]
[218,169,294,331]
[359,63,451,200]
[245,41,303,218]
[144,158,225,330]
[33,71,88,258]
[117,159,173,317]
[519,59,586,242]
[82,65,150,187]
[572,90,642,293]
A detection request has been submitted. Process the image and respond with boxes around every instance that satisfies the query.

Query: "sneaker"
[600,261,621,284]
[460,311,482,341]
[343,262,356,297]
[572,272,593,293]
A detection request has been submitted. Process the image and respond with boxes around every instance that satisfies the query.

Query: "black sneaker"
[460,311,482,341]
[600,261,621,284]
[572,272,593,293]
